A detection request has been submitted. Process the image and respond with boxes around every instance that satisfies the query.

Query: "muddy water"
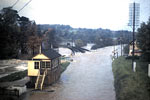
[26,46,116,100]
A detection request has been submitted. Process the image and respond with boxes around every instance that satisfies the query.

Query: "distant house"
[129,41,142,56]
[28,49,61,90]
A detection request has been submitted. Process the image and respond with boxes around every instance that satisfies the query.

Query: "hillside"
[38,24,132,49]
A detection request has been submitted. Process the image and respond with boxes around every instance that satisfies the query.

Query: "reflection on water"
[25,45,117,100]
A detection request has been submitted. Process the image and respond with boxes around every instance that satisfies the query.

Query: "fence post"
[133,62,136,72]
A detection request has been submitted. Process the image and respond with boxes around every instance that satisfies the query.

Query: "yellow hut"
[28,49,61,90]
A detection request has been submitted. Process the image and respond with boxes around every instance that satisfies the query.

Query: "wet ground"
[0,59,27,78]
[24,45,117,100]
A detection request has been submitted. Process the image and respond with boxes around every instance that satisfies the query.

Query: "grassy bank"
[0,70,27,82]
[61,61,70,73]
[112,57,150,100]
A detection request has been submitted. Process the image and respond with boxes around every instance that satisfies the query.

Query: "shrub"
[60,62,70,73]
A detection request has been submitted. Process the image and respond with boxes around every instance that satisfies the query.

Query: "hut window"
[46,62,50,68]
[34,62,39,69]
[41,62,46,68]
[41,61,51,68]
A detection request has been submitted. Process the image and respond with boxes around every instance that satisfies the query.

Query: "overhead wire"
[11,0,20,8]
[0,0,32,25]
[18,0,32,13]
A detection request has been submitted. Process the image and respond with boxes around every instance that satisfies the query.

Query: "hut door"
[40,61,46,75]
[40,61,44,75]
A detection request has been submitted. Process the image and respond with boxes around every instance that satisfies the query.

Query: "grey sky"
[0,0,149,30]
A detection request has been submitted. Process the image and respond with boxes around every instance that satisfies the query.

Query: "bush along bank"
[60,61,70,73]
[112,57,150,100]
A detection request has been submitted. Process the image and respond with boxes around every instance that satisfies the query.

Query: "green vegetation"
[60,62,70,73]
[137,19,150,62]
[0,70,27,82]
[38,24,132,50]
[0,7,42,59]
[112,57,150,100]
[75,39,87,47]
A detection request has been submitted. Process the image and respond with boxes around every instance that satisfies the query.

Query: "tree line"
[0,7,56,59]
[0,7,133,59]
[38,24,132,49]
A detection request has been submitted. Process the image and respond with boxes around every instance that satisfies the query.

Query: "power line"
[0,0,32,26]
[18,0,32,13]
[11,0,20,8]
[0,0,32,25]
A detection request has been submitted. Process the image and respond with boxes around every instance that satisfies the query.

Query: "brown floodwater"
[24,46,116,100]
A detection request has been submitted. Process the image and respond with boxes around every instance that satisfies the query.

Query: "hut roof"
[42,49,61,60]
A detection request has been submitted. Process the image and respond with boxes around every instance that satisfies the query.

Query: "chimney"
[39,45,41,54]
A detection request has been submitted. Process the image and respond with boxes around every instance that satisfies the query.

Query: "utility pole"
[128,2,140,71]
[132,2,135,70]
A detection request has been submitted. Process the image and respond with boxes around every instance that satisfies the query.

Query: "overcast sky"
[0,0,150,30]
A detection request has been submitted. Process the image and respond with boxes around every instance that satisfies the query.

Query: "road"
[25,45,117,100]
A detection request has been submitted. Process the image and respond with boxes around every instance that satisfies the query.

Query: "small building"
[129,41,142,56]
[28,49,61,90]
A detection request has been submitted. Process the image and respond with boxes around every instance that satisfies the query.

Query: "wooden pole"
[148,64,150,77]
[132,2,135,70]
